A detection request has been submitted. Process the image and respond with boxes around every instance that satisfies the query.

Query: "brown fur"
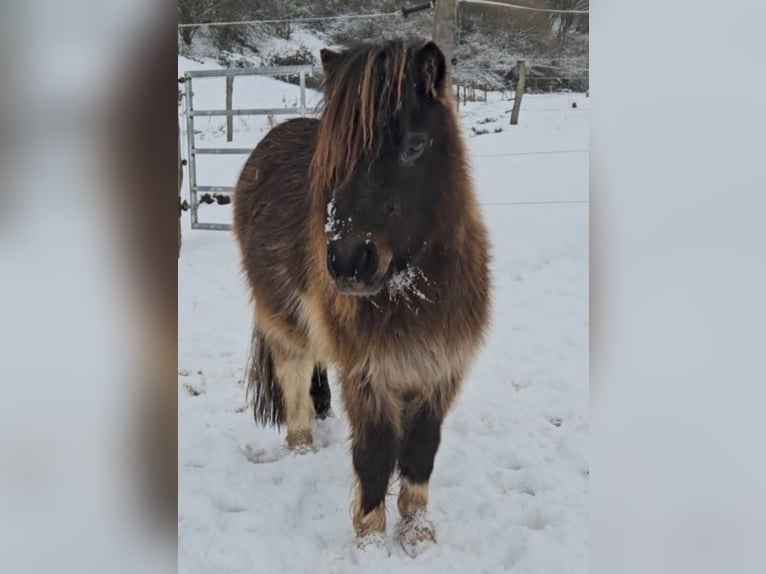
[233,38,491,539]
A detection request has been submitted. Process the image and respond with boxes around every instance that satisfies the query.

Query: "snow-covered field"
[178,56,588,573]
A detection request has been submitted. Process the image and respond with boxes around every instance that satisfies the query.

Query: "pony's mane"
[310,39,423,196]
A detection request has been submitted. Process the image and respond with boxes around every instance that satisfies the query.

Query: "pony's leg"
[343,375,401,539]
[395,400,446,549]
[309,366,332,419]
[272,350,315,449]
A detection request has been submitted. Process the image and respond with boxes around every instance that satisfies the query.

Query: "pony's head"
[312,39,456,296]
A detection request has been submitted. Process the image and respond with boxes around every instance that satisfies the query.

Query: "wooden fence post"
[225,76,234,142]
[510,60,526,125]
[432,0,456,78]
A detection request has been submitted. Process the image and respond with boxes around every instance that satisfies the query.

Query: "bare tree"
[547,0,589,57]
[178,0,249,46]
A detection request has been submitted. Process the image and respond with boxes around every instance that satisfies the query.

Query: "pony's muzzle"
[327,238,390,295]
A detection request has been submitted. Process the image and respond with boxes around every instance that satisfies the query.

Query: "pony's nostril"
[355,245,370,274]
[327,240,379,284]
[353,242,378,283]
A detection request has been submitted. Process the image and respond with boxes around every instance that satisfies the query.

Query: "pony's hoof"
[285,429,313,451]
[395,511,436,557]
[354,531,389,553]
[289,443,316,455]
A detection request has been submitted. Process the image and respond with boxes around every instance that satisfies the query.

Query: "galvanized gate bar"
[183,76,199,228]
[194,185,235,193]
[192,107,312,117]
[193,148,252,155]
[184,65,320,78]
[194,223,231,231]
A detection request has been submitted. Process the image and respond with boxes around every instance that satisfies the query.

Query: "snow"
[179,57,588,573]
[386,265,431,304]
[325,198,338,237]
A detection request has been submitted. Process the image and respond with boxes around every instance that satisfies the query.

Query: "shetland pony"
[233,38,490,548]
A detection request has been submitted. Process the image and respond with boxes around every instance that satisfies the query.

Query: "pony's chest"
[365,330,472,387]
[302,290,478,385]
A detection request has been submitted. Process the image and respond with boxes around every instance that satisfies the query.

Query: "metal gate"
[181,65,320,230]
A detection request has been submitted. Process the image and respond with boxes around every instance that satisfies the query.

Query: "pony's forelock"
[310,41,415,197]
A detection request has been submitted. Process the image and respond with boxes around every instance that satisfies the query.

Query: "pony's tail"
[245,328,285,428]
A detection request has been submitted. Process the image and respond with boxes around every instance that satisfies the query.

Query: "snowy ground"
[178,57,588,573]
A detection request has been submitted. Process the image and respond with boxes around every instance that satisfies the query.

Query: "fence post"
[178,118,182,257]
[510,60,526,125]
[225,76,233,142]
[433,0,457,111]
[432,0,457,80]
[299,69,306,113]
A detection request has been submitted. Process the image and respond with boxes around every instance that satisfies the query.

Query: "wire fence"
[474,149,588,158]
[459,0,588,14]
[482,199,588,206]
[454,62,589,90]
[178,96,589,216]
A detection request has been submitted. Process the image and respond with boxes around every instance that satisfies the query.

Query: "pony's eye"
[401,135,428,162]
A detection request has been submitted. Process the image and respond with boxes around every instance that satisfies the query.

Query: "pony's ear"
[416,41,446,98]
[320,48,340,73]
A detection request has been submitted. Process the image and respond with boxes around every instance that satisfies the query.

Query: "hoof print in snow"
[241,444,290,464]
[524,506,548,531]
[183,383,202,396]
[395,511,436,557]
[548,417,563,427]
[178,368,190,377]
